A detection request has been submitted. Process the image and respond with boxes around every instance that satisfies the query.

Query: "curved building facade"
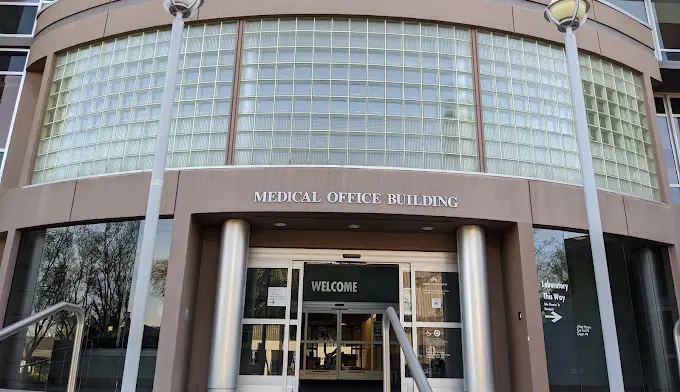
[1,0,680,392]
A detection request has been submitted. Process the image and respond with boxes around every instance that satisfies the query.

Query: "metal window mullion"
[226,20,246,164]
[470,28,485,172]
[665,96,680,185]
[643,0,663,59]
[0,69,27,182]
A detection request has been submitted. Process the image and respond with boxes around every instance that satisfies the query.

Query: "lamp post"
[120,0,202,390]
[544,1,624,390]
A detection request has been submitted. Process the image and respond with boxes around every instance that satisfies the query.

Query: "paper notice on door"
[267,287,287,307]
[403,288,412,315]
[431,298,442,309]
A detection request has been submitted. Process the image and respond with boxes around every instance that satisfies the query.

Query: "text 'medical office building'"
[1,0,680,391]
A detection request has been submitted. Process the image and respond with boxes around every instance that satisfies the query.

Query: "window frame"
[0,48,28,183]
[0,2,39,37]
[656,94,680,197]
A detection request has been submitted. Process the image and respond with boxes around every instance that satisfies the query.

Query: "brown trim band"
[226,20,246,165]
[470,29,486,173]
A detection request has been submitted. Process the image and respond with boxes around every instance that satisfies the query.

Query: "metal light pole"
[544,1,624,390]
[120,0,202,390]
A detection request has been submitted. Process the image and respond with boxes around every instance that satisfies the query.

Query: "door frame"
[242,248,457,392]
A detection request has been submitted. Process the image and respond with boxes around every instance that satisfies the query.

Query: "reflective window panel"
[580,53,658,200]
[656,115,678,185]
[603,0,649,22]
[234,18,479,171]
[0,5,37,35]
[651,0,680,53]
[0,219,173,391]
[33,22,237,183]
[0,51,28,72]
[533,228,679,391]
[239,324,286,375]
[243,267,289,319]
[0,75,22,148]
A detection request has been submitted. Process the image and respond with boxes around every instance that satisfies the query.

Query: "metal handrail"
[674,320,680,376]
[0,302,85,392]
[382,306,433,392]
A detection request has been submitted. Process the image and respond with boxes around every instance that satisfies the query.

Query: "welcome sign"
[303,264,399,303]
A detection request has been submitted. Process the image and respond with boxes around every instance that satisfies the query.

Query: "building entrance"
[300,305,396,381]
[300,263,400,383]
[239,249,464,392]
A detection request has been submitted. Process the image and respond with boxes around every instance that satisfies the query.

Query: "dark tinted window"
[243,268,288,319]
[671,98,680,115]
[656,97,667,114]
[534,229,679,392]
[0,52,27,72]
[0,6,37,35]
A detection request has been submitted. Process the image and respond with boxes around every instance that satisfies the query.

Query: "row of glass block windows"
[32,19,658,201]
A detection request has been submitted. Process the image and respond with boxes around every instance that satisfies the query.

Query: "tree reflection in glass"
[0,219,173,392]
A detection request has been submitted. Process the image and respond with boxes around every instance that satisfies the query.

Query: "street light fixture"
[544,1,625,391]
[120,0,202,390]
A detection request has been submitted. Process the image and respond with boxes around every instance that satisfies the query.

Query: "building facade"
[0,0,54,182]
[1,0,680,392]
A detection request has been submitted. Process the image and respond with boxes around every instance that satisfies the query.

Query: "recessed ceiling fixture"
[421,226,435,231]
[348,224,361,229]
[273,222,287,227]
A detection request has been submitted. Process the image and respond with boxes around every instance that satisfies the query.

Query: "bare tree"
[150,258,168,298]
[22,227,78,376]
[533,229,569,298]
[74,221,140,341]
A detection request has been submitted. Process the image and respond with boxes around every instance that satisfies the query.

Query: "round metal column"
[457,225,495,392]
[208,219,251,392]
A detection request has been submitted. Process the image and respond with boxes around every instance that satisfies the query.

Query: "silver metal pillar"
[636,248,676,391]
[208,219,251,392]
[564,26,624,391]
[121,12,184,391]
[457,225,495,392]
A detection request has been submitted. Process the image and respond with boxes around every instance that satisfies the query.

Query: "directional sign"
[544,310,563,323]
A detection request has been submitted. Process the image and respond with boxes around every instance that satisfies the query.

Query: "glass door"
[339,312,379,380]
[300,308,400,381]
[301,311,338,379]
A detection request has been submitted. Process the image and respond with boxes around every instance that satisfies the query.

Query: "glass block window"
[479,31,658,200]
[580,54,658,200]
[33,22,237,184]
[234,18,478,171]
[478,31,580,184]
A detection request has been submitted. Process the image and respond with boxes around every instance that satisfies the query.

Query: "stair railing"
[0,302,85,392]
[674,319,680,376]
[382,306,433,392]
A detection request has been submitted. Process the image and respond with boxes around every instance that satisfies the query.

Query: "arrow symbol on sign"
[545,311,563,323]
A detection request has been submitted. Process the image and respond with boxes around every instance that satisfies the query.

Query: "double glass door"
[301,307,395,380]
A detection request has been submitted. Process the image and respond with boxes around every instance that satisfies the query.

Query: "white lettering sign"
[254,191,457,208]
[576,324,592,337]
[310,280,358,293]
